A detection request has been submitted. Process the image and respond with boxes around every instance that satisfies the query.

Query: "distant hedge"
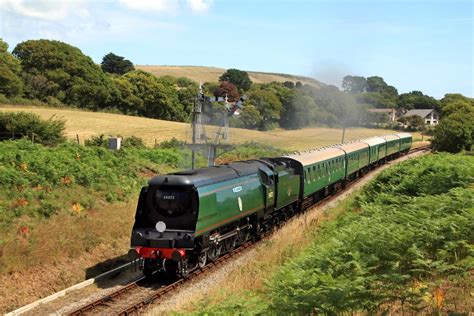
[0,112,65,145]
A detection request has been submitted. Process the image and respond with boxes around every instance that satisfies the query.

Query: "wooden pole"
[76,134,80,145]
[341,125,346,143]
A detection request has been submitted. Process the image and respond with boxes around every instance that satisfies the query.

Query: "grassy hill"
[136,65,324,87]
[0,106,410,151]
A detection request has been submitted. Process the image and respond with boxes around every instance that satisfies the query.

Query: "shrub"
[0,112,65,145]
[122,136,146,148]
[84,134,107,147]
[156,137,186,149]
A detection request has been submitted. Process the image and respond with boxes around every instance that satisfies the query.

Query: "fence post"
[76,134,80,145]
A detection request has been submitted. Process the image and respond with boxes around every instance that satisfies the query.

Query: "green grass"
[186,153,474,315]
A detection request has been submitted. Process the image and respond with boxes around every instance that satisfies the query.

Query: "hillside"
[136,65,324,87]
[0,106,409,151]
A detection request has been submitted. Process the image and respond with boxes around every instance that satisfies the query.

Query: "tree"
[431,93,474,153]
[238,103,262,129]
[398,115,425,131]
[219,69,252,91]
[123,70,186,121]
[13,40,117,108]
[366,76,387,93]
[280,94,318,129]
[397,91,440,111]
[342,75,366,93]
[439,93,474,117]
[431,113,473,152]
[0,38,23,97]
[214,81,240,102]
[101,53,135,75]
[110,76,143,115]
[247,89,282,130]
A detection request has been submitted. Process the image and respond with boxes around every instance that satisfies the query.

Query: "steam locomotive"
[130,133,412,277]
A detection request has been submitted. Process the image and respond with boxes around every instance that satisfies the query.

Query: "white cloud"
[0,0,90,21]
[0,0,211,49]
[187,0,213,14]
[118,0,179,14]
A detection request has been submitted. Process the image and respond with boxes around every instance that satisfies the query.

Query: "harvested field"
[0,106,415,151]
[136,65,323,87]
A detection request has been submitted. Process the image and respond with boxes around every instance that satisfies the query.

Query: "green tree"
[342,75,366,93]
[280,93,318,129]
[439,93,474,117]
[219,69,252,91]
[123,70,186,121]
[247,89,282,130]
[13,40,117,108]
[398,115,425,131]
[432,94,474,153]
[111,76,143,114]
[397,91,440,110]
[0,38,23,97]
[366,76,387,93]
[237,103,262,129]
[101,52,135,75]
[432,112,473,152]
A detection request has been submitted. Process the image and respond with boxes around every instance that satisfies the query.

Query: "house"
[367,108,396,122]
[403,109,439,126]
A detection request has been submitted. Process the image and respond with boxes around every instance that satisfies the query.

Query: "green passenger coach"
[284,147,346,199]
[337,142,370,178]
[361,137,387,164]
[382,134,401,157]
[395,132,413,152]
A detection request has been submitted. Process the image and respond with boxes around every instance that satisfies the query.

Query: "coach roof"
[284,147,345,166]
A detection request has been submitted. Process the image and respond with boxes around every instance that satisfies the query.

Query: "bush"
[122,136,146,148]
[84,134,107,147]
[0,112,65,145]
[156,137,186,149]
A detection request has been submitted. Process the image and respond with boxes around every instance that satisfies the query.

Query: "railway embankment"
[158,152,473,315]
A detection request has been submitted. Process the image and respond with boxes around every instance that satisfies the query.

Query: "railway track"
[67,145,431,316]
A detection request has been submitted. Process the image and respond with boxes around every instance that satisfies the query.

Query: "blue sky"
[0,0,472,98]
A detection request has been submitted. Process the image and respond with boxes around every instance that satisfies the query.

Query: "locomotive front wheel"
[143,258,159,278]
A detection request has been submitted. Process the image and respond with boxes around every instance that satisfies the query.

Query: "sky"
[0,0,472,98]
